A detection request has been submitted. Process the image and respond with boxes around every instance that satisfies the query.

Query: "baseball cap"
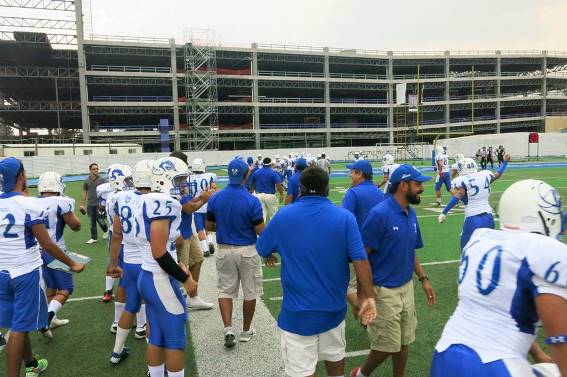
[227,158,249,185]
[346,159,373,174]
[389,164,431,185]
[295,158,307,169]
[246,156,254,165]
[0,157,23,192]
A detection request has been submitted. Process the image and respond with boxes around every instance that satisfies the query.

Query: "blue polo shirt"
[245,165,258,190]
[286,171,302,203]
[342,180,385,231]
[250,166,282,194]
[256,196,367,336]
[207,185,263,245]
[361,196,423,288]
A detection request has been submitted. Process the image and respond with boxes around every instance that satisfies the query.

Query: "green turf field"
[1,166,566,376]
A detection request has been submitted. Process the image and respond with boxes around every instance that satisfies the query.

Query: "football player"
[107,160,153,364]
[37,172,81,339]
[434,146,452,206]
[188,158,217,258]
[97,170,117,303]
[378,154,400,194]
[450,153,465,180]
[431,179,567,377]
[0,157,85,377]
[135,157,198,377]
[103,164,134,333]
[438,154,510,250]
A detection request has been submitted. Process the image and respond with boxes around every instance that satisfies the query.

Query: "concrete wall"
[545,116,567,133]
[0,144,142,158]
[437,132,567,159]
[12,132,567,177]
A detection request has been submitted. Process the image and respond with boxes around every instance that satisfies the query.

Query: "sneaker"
[204,250,211,257]
[40,327,53,339]
[187,296,214,311]
[85,238,98,244]
[110,322,118,334]
[239,328,255,342]
[349,367,361,377]
[25,358,48,377]
[102,231,109,240]
[209,242,215,255]
[134,327,146,339]
[102,290,113,303]
[49,316,69,329]
[433,201,442,207]
[110,347,129,365]
[224,327,236,348]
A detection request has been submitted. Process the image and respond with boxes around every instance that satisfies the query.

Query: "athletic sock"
[199,240,209,254]
[207,234,214,243]
[113,326,130,354]
[114,302,125,323]
[167,369,184,377]
[105,276,114,292]
[47,311,55,327]
[148,364,165,377]
[136,304,147,330]
[25,358,38,368]
[48,300,62,315]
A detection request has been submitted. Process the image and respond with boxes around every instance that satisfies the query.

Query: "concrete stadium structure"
[2,0,567,152]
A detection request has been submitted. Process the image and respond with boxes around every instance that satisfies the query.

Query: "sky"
[82,0,567,51]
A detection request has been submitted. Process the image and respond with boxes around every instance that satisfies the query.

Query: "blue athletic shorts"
[123,262,143,313]
[194,213,206,232]
[137,269,187,350]
[435,173,452,192]
[0,267,48,332]
[41,252,74,293]
[431,344,536,377]
[461,213,495,250]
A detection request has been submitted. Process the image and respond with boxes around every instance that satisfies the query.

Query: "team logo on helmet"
[159,160,176,171]
[109,169,125,180]
[538,184,562,215]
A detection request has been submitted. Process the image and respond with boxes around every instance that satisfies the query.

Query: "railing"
[330,98,388,104]
[259,97,324,104]
[91,65,171,73]
[331,123,388,128]
[329,72,387,80]
[88,34,170,44]
[258,70,324,78]
[260,123,326,129]
[92,96,173,102]
[96,125,174,131]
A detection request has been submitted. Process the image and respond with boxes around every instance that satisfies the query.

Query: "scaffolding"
[184,29,219,151]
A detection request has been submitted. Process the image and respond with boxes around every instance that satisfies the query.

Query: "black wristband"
[155,252,188,283]
[418,275,429,282]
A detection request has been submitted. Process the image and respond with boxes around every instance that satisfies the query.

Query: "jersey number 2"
[2,214,19,238]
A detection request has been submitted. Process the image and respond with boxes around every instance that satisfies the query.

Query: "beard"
[406,190,421,205]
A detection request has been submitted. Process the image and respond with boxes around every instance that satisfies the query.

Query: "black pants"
[487,156,494,169]
[497,155,503,166]
[480,158,487,170]
[87,205,108,240]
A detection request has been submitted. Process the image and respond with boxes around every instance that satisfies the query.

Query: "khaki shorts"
[256,193,279,224]
[367,280,417,353]
[178,236,204,268]
[280,321,346,377]
[215,244,263,300]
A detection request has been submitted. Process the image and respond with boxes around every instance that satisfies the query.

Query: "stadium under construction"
[2,0,567,152]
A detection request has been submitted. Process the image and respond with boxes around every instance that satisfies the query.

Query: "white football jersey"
[435,153,450,173]
[187,172,216,213]
[0,193,48,277]
[111,190,145,264]
[38,195,75,251]
[96,183,114,207]
[452,170,494,217]
[134,192,182,273]
[436,228,567,363]
[383,164,401,194]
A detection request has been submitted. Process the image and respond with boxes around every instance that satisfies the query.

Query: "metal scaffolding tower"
[184,30,219,151]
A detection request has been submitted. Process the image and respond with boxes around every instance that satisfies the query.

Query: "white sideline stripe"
[345,349,370,358]
[263,259,461,286]
[67,295,101,302]
[269,296,283,301]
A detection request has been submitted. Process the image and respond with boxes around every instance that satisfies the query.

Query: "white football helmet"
[107,164,134,191]
[152,157,189,198]
[132,160,155,189]
[499,179,565,240]
[456,158,477,176]
[436,146,445,155]
[38,171,65,194]
[454,153,465,162]
[382,154,395,166]
[191,158,206,173]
